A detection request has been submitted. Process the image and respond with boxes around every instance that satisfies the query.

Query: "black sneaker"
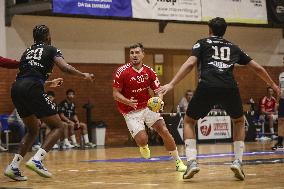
[183,160,200,180]
[272,143,284,151]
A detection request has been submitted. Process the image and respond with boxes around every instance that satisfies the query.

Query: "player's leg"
[124,110,150,159]
[80,122,96,148]
[182,86,214,179]
[267,114,276,138]
[4,115,40,181]
[62,122,74,149]
[69,121,79,147]
[26,114,64,178]
[222,88,245,180]
[150,117,186,172]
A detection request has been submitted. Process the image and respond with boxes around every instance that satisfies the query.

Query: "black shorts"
[186,86,243,120]
[278,98,284,118]
[11,78,57,118]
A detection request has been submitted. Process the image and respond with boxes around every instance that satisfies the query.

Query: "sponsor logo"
[200,120,211,136]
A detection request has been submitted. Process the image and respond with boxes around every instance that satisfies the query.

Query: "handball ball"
[147,97,163,112]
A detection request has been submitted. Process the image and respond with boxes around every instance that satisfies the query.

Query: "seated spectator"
[178,90,193,112]
[59,89,96,148]
[0,123,7,152]
[45,91,74,149]
[8,109,26,140]
[260,87,278,139]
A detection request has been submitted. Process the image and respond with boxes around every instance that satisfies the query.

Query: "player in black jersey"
[156,17,280,181]
[4,25,94,181]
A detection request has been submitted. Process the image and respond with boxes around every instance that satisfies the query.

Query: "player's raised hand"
[48,78,63,88]
[271,83,281,99]
[83,73,95,82]
[155,83,174,95]
[128,97,138,109]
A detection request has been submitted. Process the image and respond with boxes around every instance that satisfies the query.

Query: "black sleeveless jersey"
[191,36,252,88]
[17,43,63,82]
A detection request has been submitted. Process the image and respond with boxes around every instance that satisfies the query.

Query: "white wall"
[0,1,6,56]
[6,15,282,66]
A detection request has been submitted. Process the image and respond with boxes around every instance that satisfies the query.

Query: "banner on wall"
[53,0,132,17]
[132,0,201,21]
[197,116,232,140]
[52,0,268,24]
[201,0,268,24]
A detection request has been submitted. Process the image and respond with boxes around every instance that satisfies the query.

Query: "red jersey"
[0,56,19,69]
[113,63,160,114]
[260,96,276,113]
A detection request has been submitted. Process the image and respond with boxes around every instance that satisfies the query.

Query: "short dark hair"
[208,17,227,37]
[66,89,75,95]
[129,43,144,51]
[33,25,50,43]
[46,91,55,97]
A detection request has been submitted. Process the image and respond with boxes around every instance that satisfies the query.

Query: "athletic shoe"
[63,142,74,149]
[139,145,151,159]
[230,159,245,180]
[176,159,187,172]
[26,159,52,178]
[32,144,41,151]
[183,160,200,179]
[52,144,59,149]
[272,143,284,151]
[271,135,278,140]
[73,143,80,148]
[84,142,96,148]
[4,165,27,181]
[0,145,8,152]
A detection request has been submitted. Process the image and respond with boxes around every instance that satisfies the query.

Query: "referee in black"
[4,25,94,181]
[156,17,280,181]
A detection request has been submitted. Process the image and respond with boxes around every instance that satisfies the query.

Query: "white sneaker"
[230,159,245,180]
[0,145,7,152]
[52,144,59,149]
[32,144,41,151]
[63,142,74,149]
[26,158,52,178]
[4,165,27,181]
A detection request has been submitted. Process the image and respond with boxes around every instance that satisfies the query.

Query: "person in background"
[259,87,278,139]
[178,90,194,112]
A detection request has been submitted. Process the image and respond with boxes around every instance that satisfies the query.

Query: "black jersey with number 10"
[191,36,252,88]
[17,43,63,82]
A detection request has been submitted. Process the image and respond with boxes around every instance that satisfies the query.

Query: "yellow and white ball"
[147,97,163,112]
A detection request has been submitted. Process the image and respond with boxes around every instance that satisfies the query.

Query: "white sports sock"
[64,138,69,145]
[83,134,90,143]
[234,141,244,162]
[33,148,47,161]
[10,154,23,168]
[70,135,77,144]
[270,128,275,134]
[185,139,197,161]
[169,148,182,161]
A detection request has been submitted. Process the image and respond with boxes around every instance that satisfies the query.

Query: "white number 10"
[212,46,230,61]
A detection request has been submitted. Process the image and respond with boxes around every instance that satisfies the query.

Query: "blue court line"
[80,151,284,163]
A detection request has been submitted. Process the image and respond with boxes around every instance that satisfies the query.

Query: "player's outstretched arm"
[247,60,280,96]
[155,56,197,95]
[0,56,19,69]
[54,56,94,81]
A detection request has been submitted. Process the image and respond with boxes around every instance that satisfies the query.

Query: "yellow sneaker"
[176,159,187,172]
[139,145,151,159]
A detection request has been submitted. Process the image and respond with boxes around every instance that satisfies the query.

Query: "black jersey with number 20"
[17,43,63,82]
[191,36,252,88]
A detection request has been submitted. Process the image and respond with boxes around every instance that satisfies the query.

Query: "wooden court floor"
[0,142,283,189]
